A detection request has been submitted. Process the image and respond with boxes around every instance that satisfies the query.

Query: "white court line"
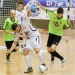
[0,46,47,53]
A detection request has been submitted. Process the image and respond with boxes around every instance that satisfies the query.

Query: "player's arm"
[3,30,15,35]
[65,20,71,43]
[3,20,14,35]
[36,2,46,12]
[26,6,32,17]
[36,2,55,13]
[6,34,19,54]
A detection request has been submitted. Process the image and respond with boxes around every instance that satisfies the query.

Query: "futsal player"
[16,2,29,52]
[6,6,48,73]
[37,2,71,69]
[3,10,19,63]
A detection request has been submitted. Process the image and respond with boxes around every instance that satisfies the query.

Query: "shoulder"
[5,18,10,22]
[62,15,67,20]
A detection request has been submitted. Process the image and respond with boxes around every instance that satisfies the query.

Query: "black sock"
[6,53,10,60]
[51,54,55,61]
[51,51,63,60]
[42,63,46,66]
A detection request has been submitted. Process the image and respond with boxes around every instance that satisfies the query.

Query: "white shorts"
[23,36,41,51]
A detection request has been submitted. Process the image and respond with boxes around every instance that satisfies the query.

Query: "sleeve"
[46,9,56,18]
[3,20,9,30]
[65,19,71,28]
[46,9,55,15]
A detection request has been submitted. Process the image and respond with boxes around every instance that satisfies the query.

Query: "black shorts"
[47,33,61,47]
[5,41,19,51]
[20,37,23,40]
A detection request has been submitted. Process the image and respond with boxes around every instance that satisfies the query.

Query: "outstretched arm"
[36,2,46,12]
[6,41,18,55]
[26,6,32,17]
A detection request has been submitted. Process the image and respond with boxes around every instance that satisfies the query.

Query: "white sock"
[38,51,45,64]
[24,55,32,67]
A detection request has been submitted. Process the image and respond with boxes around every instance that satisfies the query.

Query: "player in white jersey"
[15,2,28,52]
[6,7,48,73]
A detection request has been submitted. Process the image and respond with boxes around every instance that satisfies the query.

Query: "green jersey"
[3,18,18,41]
[46,9,70,36]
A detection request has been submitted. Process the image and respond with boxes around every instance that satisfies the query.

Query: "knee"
[23,48,29,56]
[34,48,40,54]
[50,45,56,52]
[47,47,52,53]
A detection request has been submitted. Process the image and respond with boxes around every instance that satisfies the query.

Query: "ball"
[30,5,37,13]
[38,65,47,73]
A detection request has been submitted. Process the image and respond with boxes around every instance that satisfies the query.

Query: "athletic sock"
[38,51,45,64]
[24,55,32,67]
[6,53,10,60]
[51,54,55,61]
[51,51,63,60]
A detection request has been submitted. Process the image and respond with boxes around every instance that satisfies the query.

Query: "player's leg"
[23,42,33,73]
[52,35,66,67]
[5,41,13,63]
[47,33,55,69]
[5,41,19,63]
[47,34,66,68]
[33,36,48,70]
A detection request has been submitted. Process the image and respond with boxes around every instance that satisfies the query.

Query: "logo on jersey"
[53,21,59,26]
[26,0,41,17]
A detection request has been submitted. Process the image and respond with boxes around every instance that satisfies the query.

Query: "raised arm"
[26,6,32,17]
[36,2,46,12]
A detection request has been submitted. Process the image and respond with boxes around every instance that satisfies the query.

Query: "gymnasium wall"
[0,0,75,29]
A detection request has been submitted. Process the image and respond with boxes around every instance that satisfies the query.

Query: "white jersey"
[14,16,40,41]
[16,9,30,24]
[14,24,40,41]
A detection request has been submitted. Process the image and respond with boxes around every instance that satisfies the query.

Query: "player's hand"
[36,2,41,6]
[9,31,15,35]
[26,6,30,11]
[6,51,11,55]
[65,38,69,43]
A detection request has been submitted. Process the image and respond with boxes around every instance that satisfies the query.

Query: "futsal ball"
[38,65,47,73]
[30,5,38,13]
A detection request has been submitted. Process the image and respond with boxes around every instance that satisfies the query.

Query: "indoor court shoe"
[50,61,54,69]
[24,67,33,73]
[7,59,13,64]
[42,64,48,70]
[61,58,66,67]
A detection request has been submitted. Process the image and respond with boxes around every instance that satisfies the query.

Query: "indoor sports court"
[0,0,75,75]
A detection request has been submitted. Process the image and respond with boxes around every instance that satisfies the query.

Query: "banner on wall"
[24,0,75,20]
[70,0,75,20]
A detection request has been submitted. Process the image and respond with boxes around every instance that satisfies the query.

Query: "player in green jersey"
[37,2,71,69]
[3,10,19,63]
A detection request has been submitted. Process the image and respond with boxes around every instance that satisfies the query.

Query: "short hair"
[57,7,64,14]
[18,2,24,5]
[12,23,18,30]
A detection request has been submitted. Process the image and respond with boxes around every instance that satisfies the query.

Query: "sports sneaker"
[42,64,48,70]
[7,59,13,64]
[24,67,33,73]
[61,58,66,67]
[50,61,54,69]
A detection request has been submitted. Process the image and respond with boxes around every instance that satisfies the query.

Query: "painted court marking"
[0,46,47,52]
